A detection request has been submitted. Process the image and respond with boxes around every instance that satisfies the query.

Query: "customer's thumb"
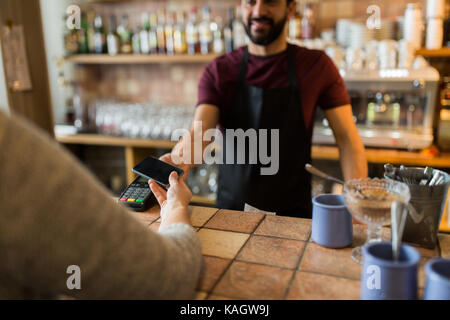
[169,171,179,186]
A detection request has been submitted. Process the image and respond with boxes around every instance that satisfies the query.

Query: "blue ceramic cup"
[361,242,420,300]
[424,258,450,300]
[311,194,353,248]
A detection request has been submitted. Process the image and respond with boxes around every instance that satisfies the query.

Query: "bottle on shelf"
[86,11,96,53]
[301,3,315,40]
[165,11,175,55]
[139,12,151,54]
[149,13,159,54]
[233,6,247,49]
[174,11,187,54]
[156,9,167,54]
[77,12,89,54]
[199,6,213,54]
[288,6,302,41]
[107,15,120,56]
[64,14,79,55]
[94,15,107,54]
[117,14,132,54]
[212,16,224,54]
[224,7,235,53]
[186,7,200,55]
[131,20,141,54]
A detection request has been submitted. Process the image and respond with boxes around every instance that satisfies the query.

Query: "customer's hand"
[149,171,192,227]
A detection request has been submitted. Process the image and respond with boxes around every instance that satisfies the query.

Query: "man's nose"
[251,0,269,18]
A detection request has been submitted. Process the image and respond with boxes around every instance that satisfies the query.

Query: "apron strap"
[237,46,250,85]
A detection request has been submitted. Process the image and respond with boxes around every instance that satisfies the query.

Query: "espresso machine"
[313,66,440,150]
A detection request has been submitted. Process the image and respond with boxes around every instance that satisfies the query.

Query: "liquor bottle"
[288,7,302,40]
[199,6,213,54]
[77,12,89,54]
[64,15,78,55]
[224,7,235,53]
[301,3,315,40]
[233,6,247,49]
[186,7,200,54]
[106,15,120,56]
[212,17,224,54]
[94,15,107,54]
[149,13,158,54]
[174,11,187,54]
[86,11,96,53]
[139,13,151,54]
[156,9,167,54]
[131,23,141,54]
[165,12,175,55]
[117,14,132,54]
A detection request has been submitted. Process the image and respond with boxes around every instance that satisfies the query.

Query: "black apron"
[217,45,312,218]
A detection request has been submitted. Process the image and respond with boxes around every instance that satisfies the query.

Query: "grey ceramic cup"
[311,194,353,248]
[361,242,420,300]
[424,258,450,300]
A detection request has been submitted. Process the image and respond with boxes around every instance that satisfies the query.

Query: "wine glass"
[343,178,410,264]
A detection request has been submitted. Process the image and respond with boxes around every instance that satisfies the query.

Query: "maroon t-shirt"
[197,44,350,137]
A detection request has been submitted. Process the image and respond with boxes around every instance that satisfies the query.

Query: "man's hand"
[159,153,192,181]
[149,171,193,228]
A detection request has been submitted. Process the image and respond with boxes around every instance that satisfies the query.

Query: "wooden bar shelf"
[416,48,450,58]
[64,54,219,65]
[57,134,450,168]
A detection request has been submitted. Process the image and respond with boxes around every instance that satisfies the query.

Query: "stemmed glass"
[343,178,410,264]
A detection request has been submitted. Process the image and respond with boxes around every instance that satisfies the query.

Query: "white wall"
[40,0,82,124]
[0,42,9,114]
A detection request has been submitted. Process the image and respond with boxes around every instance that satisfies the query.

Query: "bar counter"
[131,205,450,300]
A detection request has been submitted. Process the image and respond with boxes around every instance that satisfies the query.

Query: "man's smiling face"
[241,0,295,46]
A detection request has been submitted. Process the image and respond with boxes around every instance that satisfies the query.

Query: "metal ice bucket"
[385,167,449,249]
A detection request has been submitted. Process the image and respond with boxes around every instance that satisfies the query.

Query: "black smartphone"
[132,156,184,186]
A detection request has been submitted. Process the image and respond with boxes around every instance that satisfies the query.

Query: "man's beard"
[244,15,287,46]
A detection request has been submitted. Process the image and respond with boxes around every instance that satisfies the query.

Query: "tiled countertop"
[130,206,450,300]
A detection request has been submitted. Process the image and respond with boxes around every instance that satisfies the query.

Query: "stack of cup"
[426,0,445,49]
[378,40,397,69]
[403,3,424,50]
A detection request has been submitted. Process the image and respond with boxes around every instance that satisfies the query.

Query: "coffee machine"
[313,66,440,150]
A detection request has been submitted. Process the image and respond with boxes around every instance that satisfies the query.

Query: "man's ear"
[287,1,297,19]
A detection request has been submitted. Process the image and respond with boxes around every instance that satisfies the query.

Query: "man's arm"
[324,104,368,181]
[160,104,220,177]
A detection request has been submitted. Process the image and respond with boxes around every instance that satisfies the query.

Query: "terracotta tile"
[213,261,294,300]
[254,216,311,241]
[149,222,161,232]
[286,271,360,300]
[129,211,160,225]
[300,242,362,280]
[205,209,265,233]
[237,235,306,269]
[190,207,219,228]
[197,229,250,259]
[197,256,232,293]
[438,233,450,258]
[195,292,208,300]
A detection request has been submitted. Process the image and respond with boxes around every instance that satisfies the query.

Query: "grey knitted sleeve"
[0,111,203,299]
